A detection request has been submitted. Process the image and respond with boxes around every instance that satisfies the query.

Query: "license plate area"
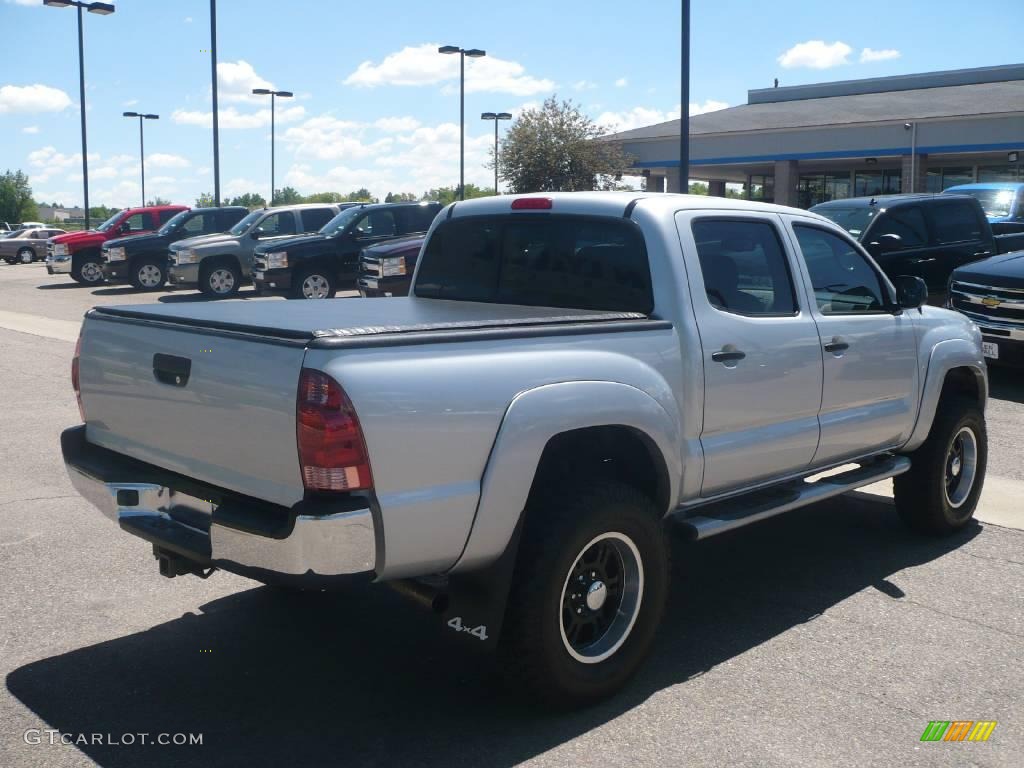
[982,341,999,359]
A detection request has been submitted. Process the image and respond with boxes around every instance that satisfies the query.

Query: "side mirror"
[893,275,928,311]
[867,233,901,255]
[251,230,262,240]
[119,222,131,233]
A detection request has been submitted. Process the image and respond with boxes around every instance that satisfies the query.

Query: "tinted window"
[157,209,180,225]
[218,209,247,230]
[415,215,652,313]
[354,210,397,238]
[254,212,296,237]
[794,225,888,314]
[868,206,928,248]
[395,204,440,234]
[691,219,796,316]
[810,205,876,239]
[926,200,984,244]
[122,213,148,233]
[182,213,209,234]
[300,207,335,233]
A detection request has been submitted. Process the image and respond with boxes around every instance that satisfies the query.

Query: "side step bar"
[673,455,910,540]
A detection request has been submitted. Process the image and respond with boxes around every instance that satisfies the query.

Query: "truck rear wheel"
[894,394,986,534]
[130,257,167,290]
[502,480,669,706]
[71,254,104,285]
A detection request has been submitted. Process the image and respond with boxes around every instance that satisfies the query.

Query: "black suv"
[101,206,248,290]
[252,202,442,299]
[811,194,1000,295]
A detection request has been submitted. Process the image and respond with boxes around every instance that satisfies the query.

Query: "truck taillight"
[72,334,85,422]
[296,368,372,492]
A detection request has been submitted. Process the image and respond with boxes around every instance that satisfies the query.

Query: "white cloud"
[22,125,39,134]
[224,177,264,197]
[282,116,392,161]
[374,116,421,132]
[0,84,72,114]
[6,1,41,5]
[615,78,629,88]
[344,43,555,96]
[777,40,852,69]
[596,100,729,132]
[146,153,190,169]
[573,80,597,91]
[171,105,306,129]
[184,16,193,23]
[860,47,900,63]
[217,60,275,104]
[122,99,138,107]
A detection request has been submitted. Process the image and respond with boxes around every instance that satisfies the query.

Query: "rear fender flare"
[450,380,681,573]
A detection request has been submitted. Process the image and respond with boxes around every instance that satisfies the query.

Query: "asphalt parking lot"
[0,261,1021,767]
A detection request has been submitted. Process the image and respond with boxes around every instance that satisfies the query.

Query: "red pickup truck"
[46,205,187,285]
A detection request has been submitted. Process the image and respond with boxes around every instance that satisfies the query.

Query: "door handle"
[711,349,746,363]
[972,251,993,258]
[908,257,936,264]
[823,340,849,354]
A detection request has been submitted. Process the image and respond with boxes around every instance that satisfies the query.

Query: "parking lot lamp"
[252,89,293,205]
[122,112,158,207]
[439,46,486,200]
[481,112,512,195]
[44,1,116,229]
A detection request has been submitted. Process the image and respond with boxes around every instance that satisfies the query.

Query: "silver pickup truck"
[62,192,988,705]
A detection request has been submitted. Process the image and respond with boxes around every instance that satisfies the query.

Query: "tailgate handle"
[153,353,191,387]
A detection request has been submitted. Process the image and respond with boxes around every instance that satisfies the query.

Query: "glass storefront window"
[978,165,1022,183]
[926,167,974,192]
[798,173,852,208]
[745,174,774,202]
[854,169,901,197]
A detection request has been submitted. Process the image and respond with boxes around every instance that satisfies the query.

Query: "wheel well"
[528,426,670,515]
[200,254,240,274]
[72,247,100,263]
[941,366,983,405]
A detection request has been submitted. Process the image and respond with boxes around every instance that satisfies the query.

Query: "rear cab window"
[414,214,653,313]
[925,199,986,244]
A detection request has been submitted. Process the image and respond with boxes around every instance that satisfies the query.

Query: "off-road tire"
[894,394,986,534]
[501,479,670,707]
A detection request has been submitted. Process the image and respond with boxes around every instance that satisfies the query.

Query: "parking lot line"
[0,309,80,343]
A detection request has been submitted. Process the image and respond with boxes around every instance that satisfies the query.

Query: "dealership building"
[608,64,1024,208]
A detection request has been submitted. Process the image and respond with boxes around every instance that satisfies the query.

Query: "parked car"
[944,182,1024,234]
[358,234,426,297]
[252,201,441,299]
[0,221,11,232]
[62,192,988,706]
[100,206,248,290]
[18,221,46,229]
[46,205,188,284]
[812,193,1024,294]
[948,251,1024,366]
[0,227,66,264]
[167,203,340,297]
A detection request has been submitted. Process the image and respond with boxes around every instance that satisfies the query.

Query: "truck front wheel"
[130,257,167,290]
[71,253,104,285]
[502,480,669,706]
[199,261,241,297]
[292,267,336,299]
[894,394,987,534]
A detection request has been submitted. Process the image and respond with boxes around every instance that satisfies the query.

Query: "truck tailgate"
[78,311,308,507]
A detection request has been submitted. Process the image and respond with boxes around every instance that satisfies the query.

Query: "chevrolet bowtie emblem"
[981,297,1002,307]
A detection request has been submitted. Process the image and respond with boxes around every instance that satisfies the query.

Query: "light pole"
[252,88,292,205]
[210,0,221,206]
[43,1,116,230]
[481,112,511,195]
[439,45,486,200]
[122,112,158,207]
[904,122,917,192]
[679,0,690,193]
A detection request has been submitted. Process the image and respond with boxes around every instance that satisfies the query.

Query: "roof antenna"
[774,78,779,88]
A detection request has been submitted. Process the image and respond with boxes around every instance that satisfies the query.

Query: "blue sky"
[1,0,1020,207]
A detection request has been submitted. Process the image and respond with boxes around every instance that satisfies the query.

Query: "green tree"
[497,97,633,193]
[227,192,267,209]
[420,184,492,205]
[304,191,346,203]
[0,170,38,224]
[146,196,173,206]
[89,205,118,222]
[384,192,418,203]
[344,188,377,203]
[688,182,709,195]
[272,186,302,205]
[195,192,216,207]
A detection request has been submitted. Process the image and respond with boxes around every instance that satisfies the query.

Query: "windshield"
[157,210,192,235]
[955,189,1016,219]
[229,210,262,236]
[96,211,126,232]
[319,206,364,237]
[811,206,877,239]
[2,228,27,239]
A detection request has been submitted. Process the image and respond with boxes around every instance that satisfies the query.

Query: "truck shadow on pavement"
[7,495,980,768]
[988,366,1024,405]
